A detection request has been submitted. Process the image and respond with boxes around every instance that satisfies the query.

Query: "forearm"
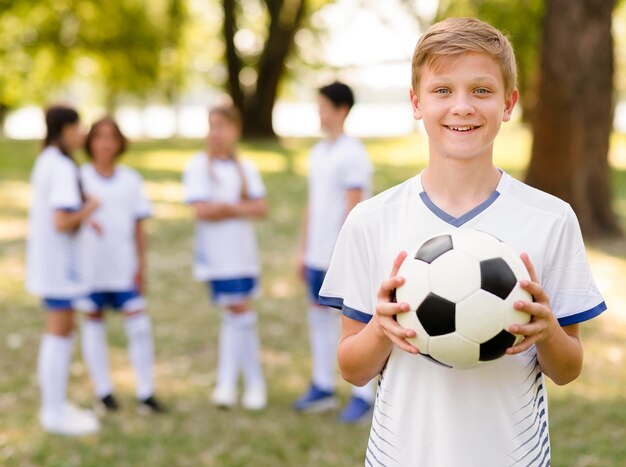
[536,324,583,385]
[54,206,95,232]
[231,198,268,219]
[135,220,147,272]
[338,315,393,386]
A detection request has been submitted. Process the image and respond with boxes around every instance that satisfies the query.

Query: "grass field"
[1,127,626,466]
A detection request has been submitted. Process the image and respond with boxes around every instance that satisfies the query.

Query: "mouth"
[444,125,480,132]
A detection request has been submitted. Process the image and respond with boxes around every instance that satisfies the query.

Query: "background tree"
[221,0,313,138]
[526,0,621,237]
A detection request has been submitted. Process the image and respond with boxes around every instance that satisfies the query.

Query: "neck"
[93,161,116,177]
[325,127,344,142]
[421,159,501,217]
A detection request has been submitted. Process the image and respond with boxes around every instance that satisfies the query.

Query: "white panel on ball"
[503,286,533,345]
[452,229,502,261]
[396,258,431,312]
[429,334,480,369]
[455,289,505,343]
[429,250,480,302]
[500,246,531,282]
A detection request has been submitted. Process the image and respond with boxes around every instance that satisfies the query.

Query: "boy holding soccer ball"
[319,17,606,465]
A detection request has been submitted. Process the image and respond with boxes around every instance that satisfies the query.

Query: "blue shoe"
[338,396,373,423]
[293,383,338,413]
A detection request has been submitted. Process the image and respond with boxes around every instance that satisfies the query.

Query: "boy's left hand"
[506,253,561,355]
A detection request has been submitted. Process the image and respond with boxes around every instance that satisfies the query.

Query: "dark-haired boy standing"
[294,82,375,423]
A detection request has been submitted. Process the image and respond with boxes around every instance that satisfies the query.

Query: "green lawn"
[1,128,625,466]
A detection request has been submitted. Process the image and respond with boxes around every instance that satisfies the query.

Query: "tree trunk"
[526,0,620,238]
[221,0,306,138]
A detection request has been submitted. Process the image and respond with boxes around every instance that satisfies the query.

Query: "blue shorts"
[305,267,326,304]
[75,290,146,313]
[42,298,75,311]
[208,277,259,306]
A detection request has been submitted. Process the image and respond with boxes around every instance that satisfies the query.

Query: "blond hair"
[208,104,249,200]
[411,17,517,97]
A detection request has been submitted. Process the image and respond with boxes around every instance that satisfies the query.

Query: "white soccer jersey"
[305,134,372,270]
[80,163,152,291]
[319,171,605,467]
[25,146,90,298]
[182,153,265,281]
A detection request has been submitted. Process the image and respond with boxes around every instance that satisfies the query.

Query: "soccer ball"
[395,229,532,369]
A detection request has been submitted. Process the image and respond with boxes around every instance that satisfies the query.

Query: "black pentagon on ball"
[479,330,516,361]
[480,257,517,300]
[415,234,453,264]
[416,293,456,336]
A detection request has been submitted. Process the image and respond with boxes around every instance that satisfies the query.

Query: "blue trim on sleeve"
[557,301,607,326]
[56,207,80,212]
[343,305,372,324]
[185,198,210,204]
[318,295,343,310]
[318,295,373,323]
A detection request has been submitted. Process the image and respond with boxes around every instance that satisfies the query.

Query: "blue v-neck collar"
[418,170,505,227]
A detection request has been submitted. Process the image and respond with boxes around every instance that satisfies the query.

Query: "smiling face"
[410,52,518,164]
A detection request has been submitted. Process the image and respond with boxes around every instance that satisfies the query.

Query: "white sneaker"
[40,403,100,436]
[242,385,267,411]
[211,386,237,409]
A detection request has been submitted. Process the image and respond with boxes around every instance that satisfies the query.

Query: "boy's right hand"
[375,251,419,355]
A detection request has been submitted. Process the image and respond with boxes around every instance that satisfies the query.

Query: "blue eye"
[475,88,491,95]
[434,88,450,94]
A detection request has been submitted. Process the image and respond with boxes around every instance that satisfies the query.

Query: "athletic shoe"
[211,386,237,409]
[242,385,267,411]
[96,394,120,414]
[137,395,166,415]
[293,383,338,413]
[337,396,373,424]
[40,403,100,436]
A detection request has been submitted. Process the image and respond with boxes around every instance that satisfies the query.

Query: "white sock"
[230,311,265,390]
[308,306,340,392]
[351,378,376,404]
[124,313,154,400]
[81,318,113,398]
[38,334,74,417]
[216,311,240,391]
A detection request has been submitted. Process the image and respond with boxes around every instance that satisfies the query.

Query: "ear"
[502,88,519,123]
[410,88,422,120]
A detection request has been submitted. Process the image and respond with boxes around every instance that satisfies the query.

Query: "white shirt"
[182,152,265,281]
[80,163,152,291]
[305,134,372,270]
[320,171,605,467]
[25,146,90,298]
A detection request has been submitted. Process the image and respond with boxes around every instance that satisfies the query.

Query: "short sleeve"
[339,142,371,190]
[135,176,153,219]
[319,206,376,323]
[243,161,266,199]
[183,157,211,203]
[543,207,606,325]
[50,159,81,210]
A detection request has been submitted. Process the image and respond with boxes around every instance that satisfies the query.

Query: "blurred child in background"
[294,82,375,423]
[79,117,164,415]
[183,104,268,410]
[26,105,100,435]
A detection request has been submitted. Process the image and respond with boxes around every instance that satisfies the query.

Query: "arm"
[337,251,419,386]
[344,188,363,219]
[134,219,147,294]
[54,197,99,232]
[296,206,308,281]
[506,253,583,385]
[192,198,267,221]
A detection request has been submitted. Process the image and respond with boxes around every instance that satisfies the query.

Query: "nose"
[450,93,474,116]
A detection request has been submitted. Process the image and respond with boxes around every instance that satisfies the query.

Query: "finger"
[386,333,420,354]
[378,275,406,300]
[519,253,539,283]
[378,300,411,317]
[389,251,408,278]
[513,298,550,320]
[519,279,549,304]
[506,334,539,355]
